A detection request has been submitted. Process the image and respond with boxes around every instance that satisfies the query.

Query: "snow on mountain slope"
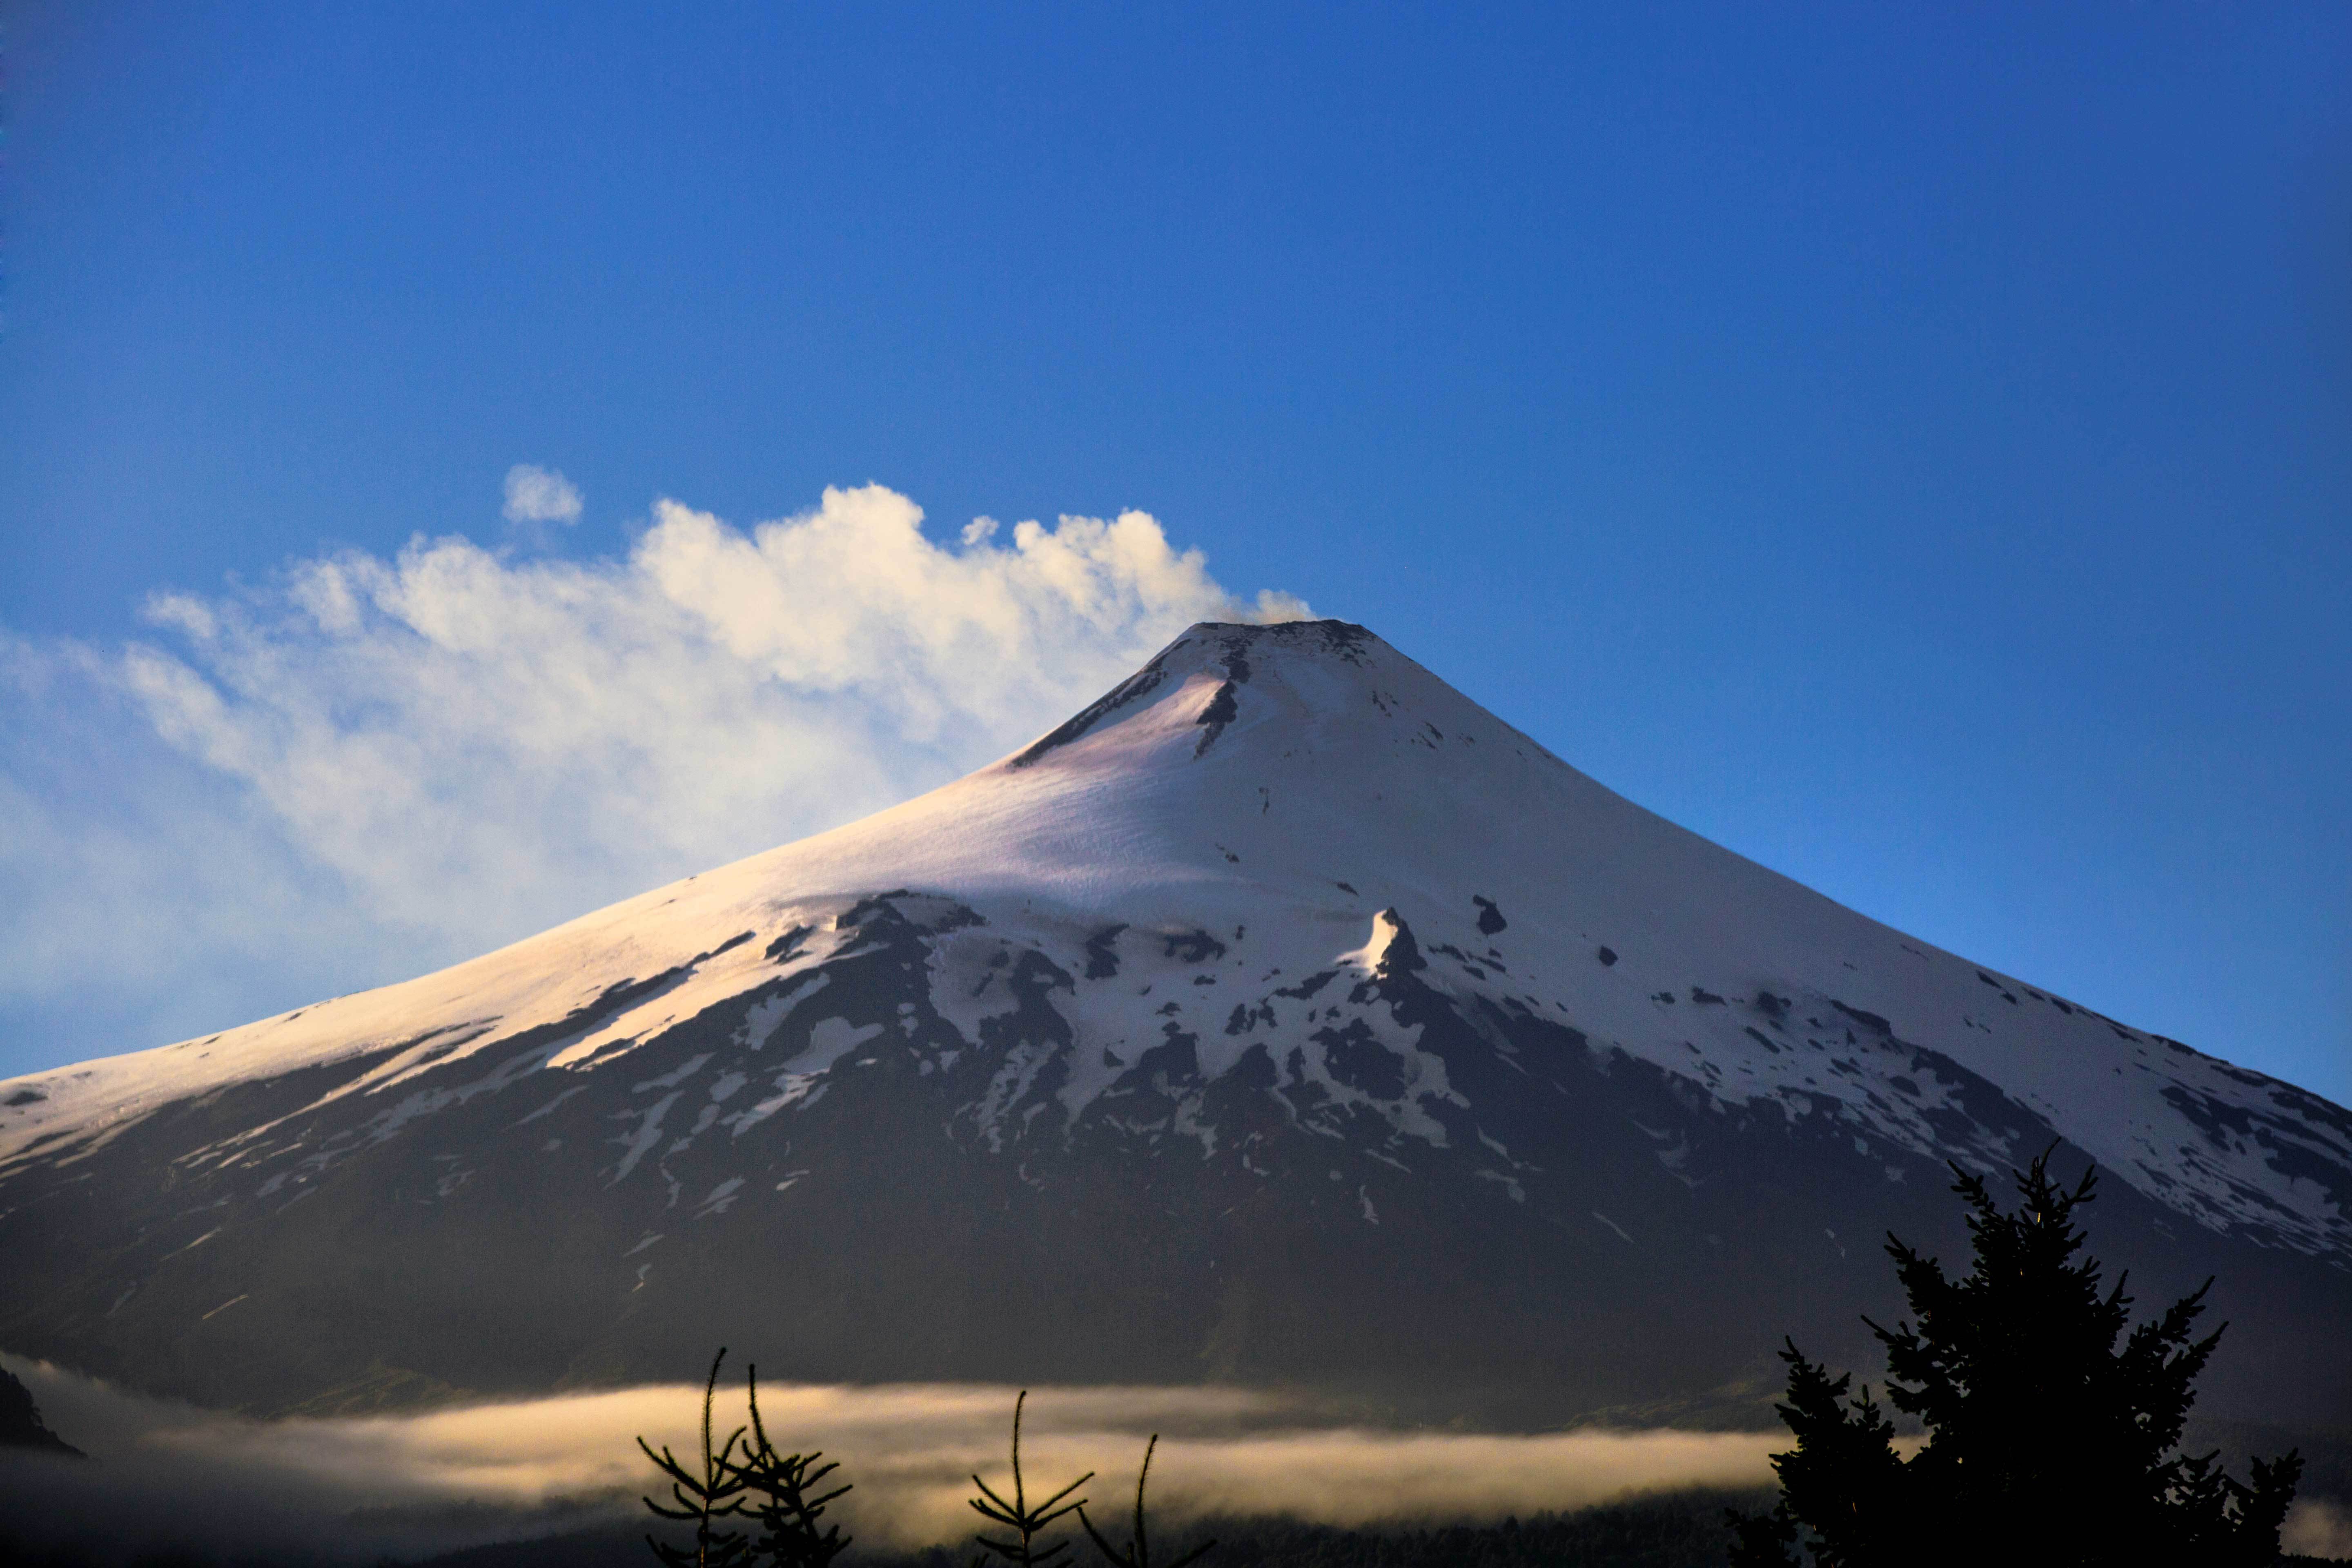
[4,619,2345,1261]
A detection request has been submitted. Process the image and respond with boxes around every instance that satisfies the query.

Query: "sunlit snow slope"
[2,621,2346,1423]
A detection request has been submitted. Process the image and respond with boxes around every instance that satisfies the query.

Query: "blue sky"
[2,2,2346,1104]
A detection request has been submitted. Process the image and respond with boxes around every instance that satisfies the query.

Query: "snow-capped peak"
[3,619,2346,1261]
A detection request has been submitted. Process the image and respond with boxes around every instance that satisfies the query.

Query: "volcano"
[2,620,2345,1429]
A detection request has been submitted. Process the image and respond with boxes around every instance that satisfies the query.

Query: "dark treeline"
[0,1490,1781,1568]
[0,1367,85,1458]
[870,1492,1773,1568]
[356,1489,1783,1568]
[7,1494,2351,1568]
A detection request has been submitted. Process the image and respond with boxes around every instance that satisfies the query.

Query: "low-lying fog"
[1,1354,1779,1562]
[12,1354,2347,1564]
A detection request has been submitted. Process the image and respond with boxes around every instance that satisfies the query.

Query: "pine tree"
[639,1349,754,1568]
[1078,1433,1216,1568]
[1730,1150,2302,1567]
[969,1391,1094,1568]
[737,1364,855,1568]
[638,1351,860,1568]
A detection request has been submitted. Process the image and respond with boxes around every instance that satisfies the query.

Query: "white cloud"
[501,462,584,525]
[0,485,1309,1074]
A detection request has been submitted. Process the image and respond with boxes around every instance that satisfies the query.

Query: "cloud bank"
[0,485,1307,1078]
[0,1356,1776,1564]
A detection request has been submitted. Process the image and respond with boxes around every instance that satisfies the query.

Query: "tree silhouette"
[637,1351,860,1568]
[0,1367,84,1458]
[1078,1432,1215,1568]
[1730,1150,2302,1567]
[737,1364,855,1568]
[639,1349,753,1568]
[969,1390,1094,1568]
